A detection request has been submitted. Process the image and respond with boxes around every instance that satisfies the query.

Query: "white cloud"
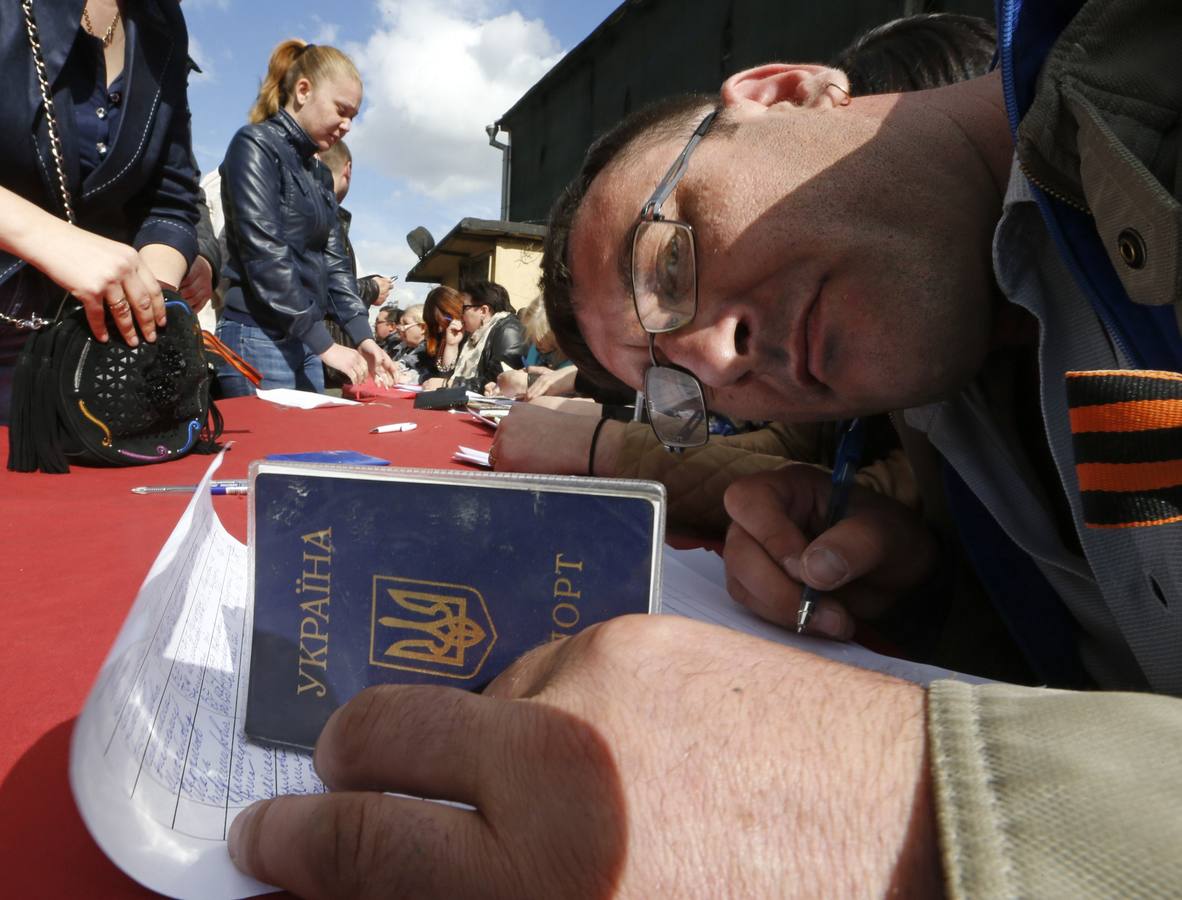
[345,0,563,204]
[310,17,341,45]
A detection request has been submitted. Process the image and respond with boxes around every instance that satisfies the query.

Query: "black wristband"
[588,417,609,477]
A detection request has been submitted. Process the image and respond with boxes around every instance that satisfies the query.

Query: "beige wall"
[490,241,543,311]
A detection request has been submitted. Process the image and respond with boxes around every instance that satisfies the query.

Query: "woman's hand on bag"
[358,339,398,387]
[319,343,369,385]
[44,224,167,347]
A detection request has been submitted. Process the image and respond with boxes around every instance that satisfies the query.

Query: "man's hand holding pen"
[722,464,938,641]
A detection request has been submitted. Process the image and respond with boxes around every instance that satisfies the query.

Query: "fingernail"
[781,555,802,580]
[127,335,139,347]
[803,547,848,589]
[228,801,262,864]
[811,606,851,640]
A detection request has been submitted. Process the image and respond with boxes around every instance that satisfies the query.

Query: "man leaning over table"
[225,1,1182,896]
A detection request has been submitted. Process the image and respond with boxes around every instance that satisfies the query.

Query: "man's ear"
[721,64,851,112]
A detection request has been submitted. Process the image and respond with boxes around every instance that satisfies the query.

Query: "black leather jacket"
[219,110,370,355]
[450,314,528,392]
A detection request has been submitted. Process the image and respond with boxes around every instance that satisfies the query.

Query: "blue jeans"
[215,318,324,398]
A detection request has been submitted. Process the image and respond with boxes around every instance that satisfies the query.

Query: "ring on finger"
[107,296,130,312]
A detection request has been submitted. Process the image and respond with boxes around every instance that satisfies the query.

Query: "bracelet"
[588,417,609,477]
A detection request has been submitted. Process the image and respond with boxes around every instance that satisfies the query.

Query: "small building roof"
[405,218,548,284]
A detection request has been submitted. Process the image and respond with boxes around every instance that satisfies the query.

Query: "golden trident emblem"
[370,578,497,679]
[379,591,485,665]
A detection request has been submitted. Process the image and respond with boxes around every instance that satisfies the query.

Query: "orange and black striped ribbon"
[203,330,262,386]
[1067,370,1182,529]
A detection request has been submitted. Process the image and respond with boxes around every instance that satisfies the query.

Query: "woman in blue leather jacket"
[215,39,396,395]
[0,0,199,423]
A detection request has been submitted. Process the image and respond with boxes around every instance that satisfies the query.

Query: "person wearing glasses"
[438,279,528,394]
[488,15,998,553]
[373,304,402,355]
[389,303,431,385]
[420,284,467,385]
[225,3,1182,898]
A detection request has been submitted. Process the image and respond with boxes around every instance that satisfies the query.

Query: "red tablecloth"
[0,394,493,897]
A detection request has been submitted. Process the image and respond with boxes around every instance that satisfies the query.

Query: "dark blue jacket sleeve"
[131,99,200,266]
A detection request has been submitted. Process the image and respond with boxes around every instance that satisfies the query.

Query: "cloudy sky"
[184,0,622,308]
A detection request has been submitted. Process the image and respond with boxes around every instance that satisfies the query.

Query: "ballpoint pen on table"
[130,480,249,495]
[796,418,865,634]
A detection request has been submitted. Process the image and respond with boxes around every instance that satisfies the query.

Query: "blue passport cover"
[245,462,665,749]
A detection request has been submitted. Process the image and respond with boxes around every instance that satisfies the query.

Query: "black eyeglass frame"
[631,109,718,450]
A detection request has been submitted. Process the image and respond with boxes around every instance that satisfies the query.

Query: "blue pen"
[130,480,249,495]
[796,418,865,634]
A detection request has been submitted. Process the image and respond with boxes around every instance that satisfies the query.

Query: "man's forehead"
[570,141,672,303]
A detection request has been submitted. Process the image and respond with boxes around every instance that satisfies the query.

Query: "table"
[0,394,494,897]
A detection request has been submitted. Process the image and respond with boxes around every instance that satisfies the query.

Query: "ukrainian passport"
[244,461,666,749]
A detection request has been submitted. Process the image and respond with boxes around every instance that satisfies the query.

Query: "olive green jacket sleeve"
[612,421,918,537]
[929,681,1182,899]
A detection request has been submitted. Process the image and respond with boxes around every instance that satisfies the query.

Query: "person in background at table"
[390,303,430,384]
[373,304,402,356]
[420,284,467,386]
[444,279,526,395]
[215,38,396,396]
[318,139,394,310]
[0,0,199,424]
[491,295,576,399]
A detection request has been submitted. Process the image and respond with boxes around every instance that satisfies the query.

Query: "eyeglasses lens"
[632,220,696,333]
[644,365,708,448]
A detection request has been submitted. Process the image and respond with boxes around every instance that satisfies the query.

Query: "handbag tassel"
[6,337,40,472]
[31,328,69,473]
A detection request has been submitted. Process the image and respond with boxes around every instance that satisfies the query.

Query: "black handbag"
[5,0,222,473]
[7,292,223,472]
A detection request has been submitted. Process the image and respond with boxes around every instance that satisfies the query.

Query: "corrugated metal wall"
[500,0,993,224]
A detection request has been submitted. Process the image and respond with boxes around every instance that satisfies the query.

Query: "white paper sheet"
[70,453,317,899]
[70,466,981,897]
[255,387,360,409]
[660,548,988,686]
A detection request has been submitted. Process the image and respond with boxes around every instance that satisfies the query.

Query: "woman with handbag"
[214,39,397,396]
[0,0,200,424]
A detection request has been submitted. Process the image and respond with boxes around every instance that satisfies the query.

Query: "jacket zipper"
[1017,159,1092,215]
[997,0,1135,368]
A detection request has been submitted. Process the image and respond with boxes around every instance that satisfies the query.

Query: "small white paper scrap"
[453,445,491,468]
[255,388,360,409]
[371,422,417,433]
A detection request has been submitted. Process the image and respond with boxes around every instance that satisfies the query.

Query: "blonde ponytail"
[248,38,361,124]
